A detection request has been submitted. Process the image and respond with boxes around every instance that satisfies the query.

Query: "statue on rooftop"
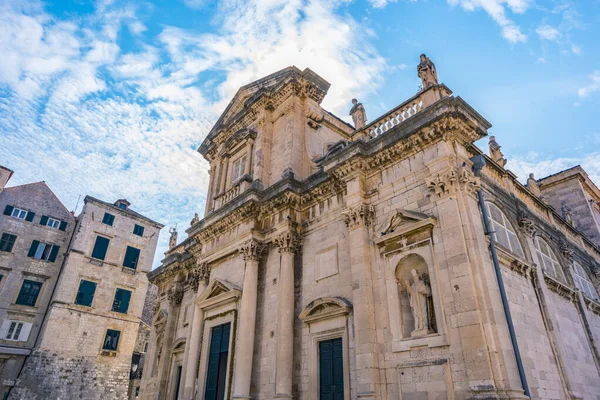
[561,201,574,226]
[488,136,507,167]
[190,213,199,226]
[417,54,438,89]
[527,173,541,197]
[168,227,178,250]
[349,98,367,130]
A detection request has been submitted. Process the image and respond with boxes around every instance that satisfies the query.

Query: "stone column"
[182,263,210,400]
[343,202,379,399]
[274,230,300,399]
[233,239,265,399]
[158,282,183,399]
[219,158,229,195]
[204,166,215,215]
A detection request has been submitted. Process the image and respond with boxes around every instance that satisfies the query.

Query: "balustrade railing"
[214,182,241,208]
[363,93,424,139]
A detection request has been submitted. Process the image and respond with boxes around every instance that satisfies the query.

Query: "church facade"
[139,56,600,400]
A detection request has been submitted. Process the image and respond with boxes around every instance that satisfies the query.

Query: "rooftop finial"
[417,54,438,89]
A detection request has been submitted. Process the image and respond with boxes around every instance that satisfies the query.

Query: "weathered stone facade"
[10,196,163,399]
[0,171,76,399]
[140,60,600,400]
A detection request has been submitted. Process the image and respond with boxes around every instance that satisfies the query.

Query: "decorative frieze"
[275,231,301,254]
[240,239,266,261]
[543,274,578,302]
[425,164,480,198]
[342,204,375,228]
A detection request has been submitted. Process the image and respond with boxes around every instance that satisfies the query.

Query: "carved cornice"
[584,297,600,315]
[275,231,301,254]
[240,239,266,261]
[544,274,578,302]
[426,164,480,198]
[510,259,534,278]
[342,204,375,229]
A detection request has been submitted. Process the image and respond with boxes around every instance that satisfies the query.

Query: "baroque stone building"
[140,57,600,400]
[0,168,164,400]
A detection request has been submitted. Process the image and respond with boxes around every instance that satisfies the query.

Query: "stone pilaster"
[182,263,210,400]
[158,282,183,399]
[274,230,300,399]
[343,202,379,399]
[233,239,265,399]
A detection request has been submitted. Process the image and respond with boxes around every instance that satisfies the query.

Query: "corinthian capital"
[240,239,266,261]
[342,204,375,229]
[518,210,537,238]
[275,231,301,254]
[167,282,184,306]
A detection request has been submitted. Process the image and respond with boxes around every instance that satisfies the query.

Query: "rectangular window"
[0,320,32,342]
[319,338,344,399]
[133,224,144,237]
[7,321,23,340]
[47,218,60,229]
[12,207,27,219]
[16,280,42,307]
[75,280,97,307]
[123,246,140,270]
[112,288,132,314]
[42,216,67,231]
[102,212,115,226]
[103,329,120,351]
[0,233,17,252]
[91,236,110,260]
[28,241,60,262]
[231,155,247,184]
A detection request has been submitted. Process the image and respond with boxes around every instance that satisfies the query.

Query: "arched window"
[573,261,599,301]
[534,238,565,281]
[485,202,524,258]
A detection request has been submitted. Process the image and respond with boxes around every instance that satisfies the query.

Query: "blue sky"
[1,0,599,267]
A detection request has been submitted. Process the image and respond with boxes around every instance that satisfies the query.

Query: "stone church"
[139,55,600,400]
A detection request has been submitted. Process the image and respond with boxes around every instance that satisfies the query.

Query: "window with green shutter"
[27,241,59,262]
[319,338,344,400]
[0,233,17,252]
[112,288,132,314]
[133,224,144,237]
[123,246,140,269]
[91,236,110,260]
[102,213,115,226]
[102,329,120,351]
[16,280,42,307]
[75,280,97,307]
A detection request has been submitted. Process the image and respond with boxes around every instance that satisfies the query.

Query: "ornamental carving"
[167,282,184,306]
[342,204,375,228]
[240,239,266,261]
[188,262,210,292]
[275,231,301,254]
[558,239,574,263]
[426,164,480,198]
[517,209,537,237]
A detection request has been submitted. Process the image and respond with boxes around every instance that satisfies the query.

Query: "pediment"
[374,209,436,245]
[196,279,241,311]
[153,309,168,327]
[299,297,352,324]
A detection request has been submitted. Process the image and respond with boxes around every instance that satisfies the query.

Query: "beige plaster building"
[9,195,163,399]
[140,56,600,400]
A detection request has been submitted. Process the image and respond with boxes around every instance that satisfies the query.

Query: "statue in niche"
[417,54,438,89]
[561,201,574,226]
[404,268,434,337]
[349,98,367,130]
[168,227,178,250]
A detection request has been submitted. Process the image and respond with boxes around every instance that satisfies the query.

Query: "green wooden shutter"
[28,240,40,258]
[120,290,131,313]
[40,216,48,226]
[25,211,35,222]
[59,221,67,231]
[3,205,14,216]
[205,324,223,400]
[48,245,60,262]
[91,236,110,260]
[319,341,333,399]
[76,280,97,306]
[123,246,140,269]
[332,338,344,399]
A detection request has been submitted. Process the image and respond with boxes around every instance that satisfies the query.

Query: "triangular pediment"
[299,297,352,324]
[196,279,241,305]
[374,209,436,245]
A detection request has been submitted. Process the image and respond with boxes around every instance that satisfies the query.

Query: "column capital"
[342,203,375,229]
[167,282,184,306]
[275,231,301,254]
[240,239,266,261]
[189,262,210,292]
[558,239,574,264]
[518,210,538,238]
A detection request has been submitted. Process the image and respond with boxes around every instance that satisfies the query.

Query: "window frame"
[111,287,132,314]
[91,235,110,261]
[534,237,565,281]
[572,261,599,301]
[102,212,115,226]
[11,207,27,220]
[0,232,17,252]
[102,329,121,351]
[122,246,141,270]
[15,279,43,307]
[230,154,247,185]
[485,202,525,258]
[75,279,98,307]
[46,218,60,229]
[133,224,144,237]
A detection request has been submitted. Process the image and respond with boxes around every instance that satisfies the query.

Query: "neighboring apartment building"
[0,167,76,399]
[140,57,600,400]
[0,167,164,400]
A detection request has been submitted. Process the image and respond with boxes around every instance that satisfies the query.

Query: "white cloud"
[448,0,528,43]
[508,152,600,186]
[571,45,582,55]
[536,25,560,41]
[578,71,600,98]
